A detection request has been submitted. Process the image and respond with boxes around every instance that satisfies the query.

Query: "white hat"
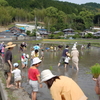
[13,63,19,67]
[72,47,77,50]
[32,57,42,65]
[41,69,56,83]
[26,54,29,58]
[22,53,26,56]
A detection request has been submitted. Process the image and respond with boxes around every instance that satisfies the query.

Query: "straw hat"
[5,42,16,48]
[41,69,56,83]
[32,57,42,65]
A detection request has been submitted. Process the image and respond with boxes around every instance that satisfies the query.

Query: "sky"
[59,0,100,4]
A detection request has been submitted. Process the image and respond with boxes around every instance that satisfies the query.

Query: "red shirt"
[28,67,40,81]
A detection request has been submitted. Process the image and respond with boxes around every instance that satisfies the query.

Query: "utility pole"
[48,21,50,33]
[35,16,37,40]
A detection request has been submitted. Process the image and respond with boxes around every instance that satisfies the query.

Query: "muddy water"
[11,43,100,100]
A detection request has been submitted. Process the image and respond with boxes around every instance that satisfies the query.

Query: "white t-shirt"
[12,69,21,79]
[65,57,70,63]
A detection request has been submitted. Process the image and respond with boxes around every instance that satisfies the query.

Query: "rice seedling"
[17,60,21,63]
[49,66,53,70]
[90,63,100,78]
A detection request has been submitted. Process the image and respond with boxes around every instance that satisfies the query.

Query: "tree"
[79,10,94,29]
[93,13,100,26]
[46,7,58,18]
[0,0,8,6]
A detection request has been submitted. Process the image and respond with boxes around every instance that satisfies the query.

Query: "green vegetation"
[90,63,100,78]
[0,0,100,32]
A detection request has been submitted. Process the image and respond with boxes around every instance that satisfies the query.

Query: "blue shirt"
[62,48,69,57]
[33,45,40,50]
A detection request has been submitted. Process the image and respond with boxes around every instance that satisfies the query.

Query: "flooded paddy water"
[2,42,100,100]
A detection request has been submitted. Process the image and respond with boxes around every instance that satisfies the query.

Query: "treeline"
[0,0,100,32]
[5,0,82,14]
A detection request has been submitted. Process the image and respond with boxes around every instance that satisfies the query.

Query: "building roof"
[54,31,61,34]
[39,29,47,31]
[63,28,74,32]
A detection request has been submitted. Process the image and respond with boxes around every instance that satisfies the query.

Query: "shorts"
[59,56,66,63]
[29,80,38,92]
[64,62,69,64]
[4,63,10,73]
[15,76,22,82]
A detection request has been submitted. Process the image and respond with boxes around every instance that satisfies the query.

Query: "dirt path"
[0,27,8,32]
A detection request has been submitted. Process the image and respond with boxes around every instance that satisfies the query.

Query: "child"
[64,53,70,68]
[40,49,44,60]
[21,53,26,68]
[12,63,22,89]
[1,45,5,58]
[28,57,42,100]
[24,54,29,68]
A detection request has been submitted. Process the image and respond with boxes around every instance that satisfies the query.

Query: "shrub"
[26,30,31,35]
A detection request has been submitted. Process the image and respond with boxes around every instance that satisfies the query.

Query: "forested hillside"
[5,0,82,14]
[0,0,100,32]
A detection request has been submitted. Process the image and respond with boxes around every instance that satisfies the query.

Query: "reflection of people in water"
[71,69,78,82]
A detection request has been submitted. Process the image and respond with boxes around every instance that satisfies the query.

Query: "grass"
[42,39,100,47]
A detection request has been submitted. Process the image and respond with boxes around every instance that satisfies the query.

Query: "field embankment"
[42,39,100,47]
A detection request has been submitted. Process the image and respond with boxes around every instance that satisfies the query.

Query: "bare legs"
[58,63,60,67]
[72,62,79,71]
[6,72,13,88]
[15,81,21,88]
[31,91,37,100]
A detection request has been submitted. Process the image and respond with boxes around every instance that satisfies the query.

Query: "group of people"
[58,42,79,71]
[1,41,99,100]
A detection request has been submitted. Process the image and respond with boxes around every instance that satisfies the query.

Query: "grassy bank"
[42,39,100,47]
[5,38,100,47]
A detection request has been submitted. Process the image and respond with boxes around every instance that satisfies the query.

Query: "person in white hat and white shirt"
[41,69,87,100]
[71,47,79,71]
[28,57,42,100]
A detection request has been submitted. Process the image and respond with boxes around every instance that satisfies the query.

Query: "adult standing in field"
[4,42,16,88]
[19,42,26,52]
[58,45,69,67]
[86,43,91,49]
[71,47,79,71]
